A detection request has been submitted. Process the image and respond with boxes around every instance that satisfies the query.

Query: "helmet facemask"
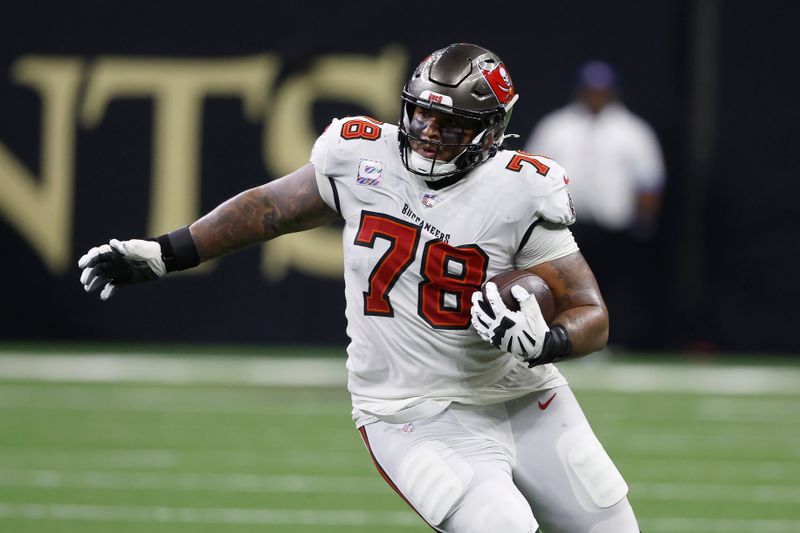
[399,97,504,180]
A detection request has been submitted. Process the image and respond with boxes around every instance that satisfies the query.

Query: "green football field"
[1,347,799,532]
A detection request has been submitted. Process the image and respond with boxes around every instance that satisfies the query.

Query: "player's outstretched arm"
[189,164,339,261]
[527,251,609,358]
[79,164,340,300]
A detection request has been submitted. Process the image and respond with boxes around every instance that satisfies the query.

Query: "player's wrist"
[529,325,572,366]
[155,226,200,273]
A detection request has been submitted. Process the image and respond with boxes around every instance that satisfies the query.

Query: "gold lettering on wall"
[0,47,409,280]
[0,57,83,274]
[81,54,281,237]
[261,46,407,280]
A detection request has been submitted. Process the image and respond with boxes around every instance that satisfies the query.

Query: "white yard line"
[559,362,800,395]
[1,353,800,394]
[0,502,798,532]
[0,469,384,493]
[0,354,347,386]
[644,517,800,533]
[4,451,795,482]
[1,469,798,504]
[0,503,420,527]
[0,448,368,470]
[606,457,800,485]
[630,481,800,504]
[0,449,182,468]
[0,398,345,416]
[608,433,800,456]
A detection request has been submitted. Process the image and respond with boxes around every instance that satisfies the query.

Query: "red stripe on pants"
[358,426,438,531]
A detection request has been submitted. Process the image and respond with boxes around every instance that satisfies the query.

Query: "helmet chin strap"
[407,150,459,181]
[406,125,495,181]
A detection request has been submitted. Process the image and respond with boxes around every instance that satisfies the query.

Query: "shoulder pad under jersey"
[310,116,392,179]
[496,150,576,226]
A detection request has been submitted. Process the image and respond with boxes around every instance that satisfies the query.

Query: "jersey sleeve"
[309,117,342,212]
[527,155,577,226]
[515,224,579,269]
[309,116,392,219]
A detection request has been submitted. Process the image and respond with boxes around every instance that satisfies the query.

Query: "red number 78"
[354,211,488,329]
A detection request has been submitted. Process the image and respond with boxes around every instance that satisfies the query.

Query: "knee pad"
[465,481,539,533]
[566,431,628,509]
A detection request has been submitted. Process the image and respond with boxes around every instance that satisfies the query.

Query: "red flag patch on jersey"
[479,61,515,106]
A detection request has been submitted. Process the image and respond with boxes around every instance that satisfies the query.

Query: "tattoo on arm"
[188,164,341,261]
[528,251,609,357]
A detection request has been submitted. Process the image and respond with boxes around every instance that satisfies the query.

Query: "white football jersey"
[310,117,578,426]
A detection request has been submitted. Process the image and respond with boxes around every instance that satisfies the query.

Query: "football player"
[79,43,640,532]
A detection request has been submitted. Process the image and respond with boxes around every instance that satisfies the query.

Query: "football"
[481,270,556,323]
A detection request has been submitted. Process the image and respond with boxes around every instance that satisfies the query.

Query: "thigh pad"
[397,441,471,525]
[567,432,628,509]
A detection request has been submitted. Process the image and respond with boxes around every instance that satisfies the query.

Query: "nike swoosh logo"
[538,392,557,410]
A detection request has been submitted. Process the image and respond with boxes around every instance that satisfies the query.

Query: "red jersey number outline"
[340,117,383,141]
[418,241,489,329]
[354,213,420,316]
[506,150,550,176]
[354,211,488,329]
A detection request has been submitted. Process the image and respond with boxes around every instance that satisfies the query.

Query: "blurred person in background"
[525,60,666,349]
[78,44,640,532]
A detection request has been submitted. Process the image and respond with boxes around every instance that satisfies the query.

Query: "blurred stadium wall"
[1,0,797,352]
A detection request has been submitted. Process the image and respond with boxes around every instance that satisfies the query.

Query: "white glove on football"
[471,282,550,363]
[78,239,166,301]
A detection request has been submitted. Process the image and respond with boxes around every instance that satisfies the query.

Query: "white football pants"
[359,385,639,532]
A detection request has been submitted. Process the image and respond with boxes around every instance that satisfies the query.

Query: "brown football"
[481,270,556,323]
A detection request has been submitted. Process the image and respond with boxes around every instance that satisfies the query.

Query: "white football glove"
[471,282,550,364]
[78,239,166,301]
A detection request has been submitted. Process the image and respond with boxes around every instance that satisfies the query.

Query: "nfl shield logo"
[421,193,437,208]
